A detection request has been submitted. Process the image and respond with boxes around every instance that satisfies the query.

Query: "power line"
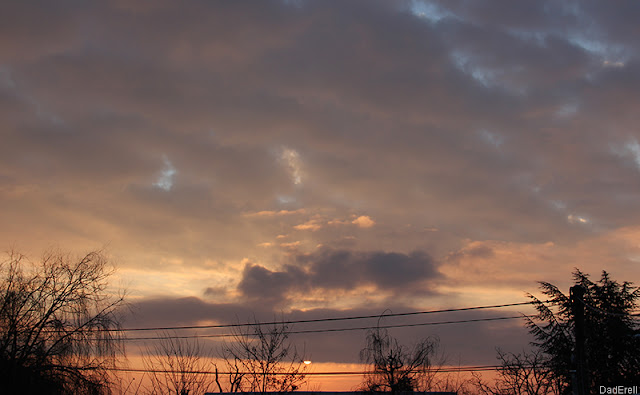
[114,301,538,333]
[104,365,506,376]
[577,296,640,318]
[123,314,533,341]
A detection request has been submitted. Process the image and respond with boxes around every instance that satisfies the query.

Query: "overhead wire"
[122,314,535,341]
[576,296,640,318]
[93,302,546,380]
[109,301,539,333]
[102,364,511,375]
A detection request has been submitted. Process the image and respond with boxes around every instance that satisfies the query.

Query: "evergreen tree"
[527,269,640,394]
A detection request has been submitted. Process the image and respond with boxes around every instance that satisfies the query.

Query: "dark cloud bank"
[128,247,527,365]
[238,248,440,304]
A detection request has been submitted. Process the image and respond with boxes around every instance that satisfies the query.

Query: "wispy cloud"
[294,218,323,231]
[281,147,304,185]
[244,209,306,218]
[153,156,177,191]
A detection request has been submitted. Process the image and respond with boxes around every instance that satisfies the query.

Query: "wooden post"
[570,285,585,395]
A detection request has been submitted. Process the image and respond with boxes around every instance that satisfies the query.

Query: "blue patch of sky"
[550,200,567,211]
[0,66,64,126]
[478,129,503,148]
[277,195,296,204]
[409,0,454,24]
[568,35,628,65]
[450,50,527,96]
[625,140,640,170]
[153,156,177,191]
[555,102,580,118]
[450,51,493,87]
[450,51,527,95]
[610,139,640,172]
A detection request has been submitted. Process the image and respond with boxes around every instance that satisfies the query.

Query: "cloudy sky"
[2,0,640,383]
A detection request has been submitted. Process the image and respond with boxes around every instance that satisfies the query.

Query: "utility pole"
[571,285,586,395]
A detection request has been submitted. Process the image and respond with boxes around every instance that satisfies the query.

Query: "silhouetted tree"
[0,249,125,394]
[427,356,475,395]
[220,319,307,393]
[473,348,560,395]
[359,325,440,393]
[527,269,640,393]
[143,332,215,395]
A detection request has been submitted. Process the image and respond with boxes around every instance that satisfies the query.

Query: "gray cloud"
[237,263,305,303]
[237,249,440,304]
[1,3,637,243]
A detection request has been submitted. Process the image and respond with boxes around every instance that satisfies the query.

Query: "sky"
[2,0,640,388]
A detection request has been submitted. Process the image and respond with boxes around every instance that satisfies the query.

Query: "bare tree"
[473,348,559,395]
[429,372,475,395]
[143,332,215,395]
[359,325,441,393]
[219,319,307,393]
[425,356,475,395]
[0,249,126,394]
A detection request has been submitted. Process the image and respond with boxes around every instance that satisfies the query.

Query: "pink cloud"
[352,215,375,228]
